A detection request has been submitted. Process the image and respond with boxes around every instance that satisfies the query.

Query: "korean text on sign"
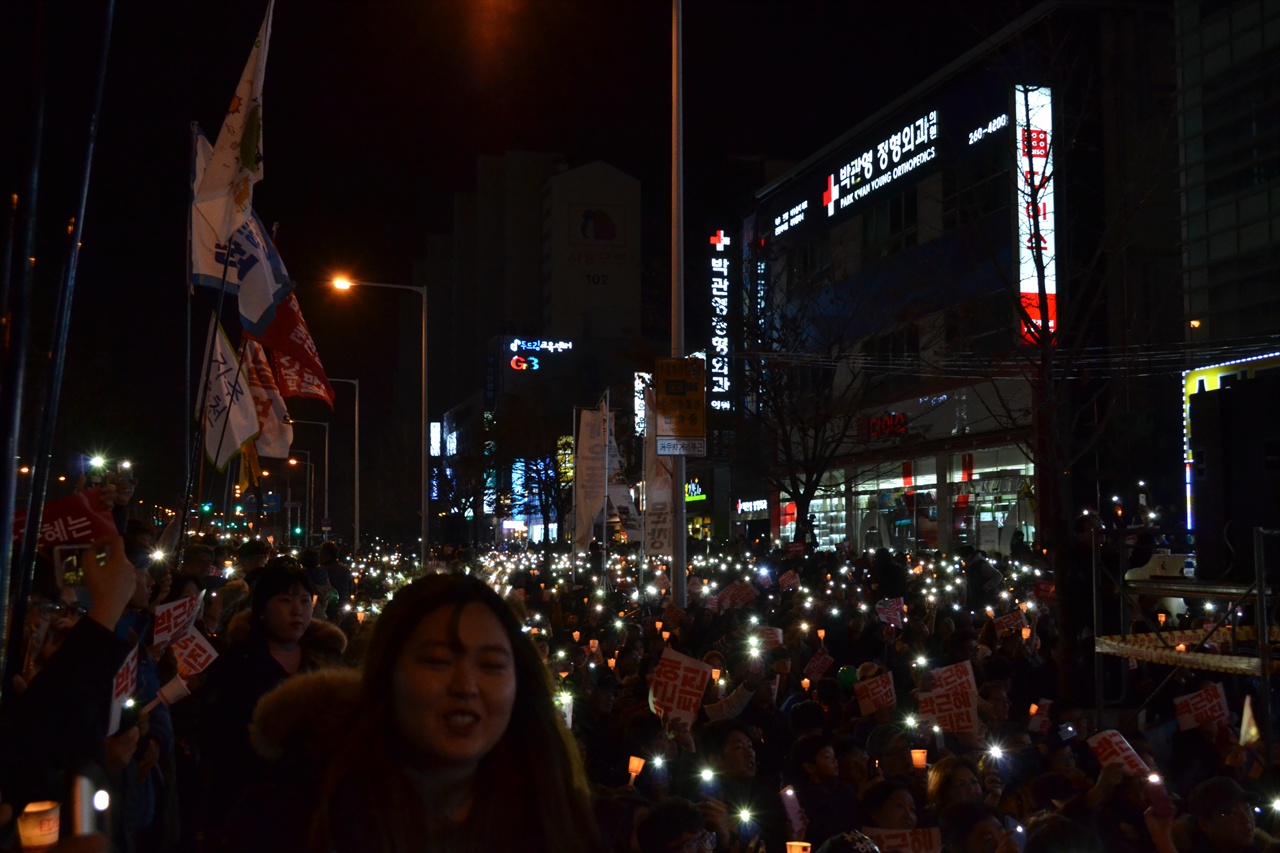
[862,826,942,853]
[918,688,980,734]
[1173,683,1229,731]
[804,651,834,681]
[927,660,977,695]
[855,673,897,716]
[648,648,712,729]
[153,594,202,647]
[1087,730,1150,777]
[876,597,904,629]
[173,630,220,680]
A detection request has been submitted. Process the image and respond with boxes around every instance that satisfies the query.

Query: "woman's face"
[944,767,983,805]
[393,602,517,769]
[871,788,917,830]
[260,583,314,645]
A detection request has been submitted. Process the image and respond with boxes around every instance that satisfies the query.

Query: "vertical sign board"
[1014,85,1056,342]
[655,358,706,457]
[708,229,733,413]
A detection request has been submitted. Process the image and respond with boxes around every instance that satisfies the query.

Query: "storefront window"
[949,446,1034,554]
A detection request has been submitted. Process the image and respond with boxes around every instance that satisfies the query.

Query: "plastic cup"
[17,801,59,851]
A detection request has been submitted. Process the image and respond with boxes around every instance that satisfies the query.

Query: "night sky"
[2,0,1029,538]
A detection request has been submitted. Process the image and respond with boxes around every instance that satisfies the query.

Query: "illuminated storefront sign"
[686,478,707,502]
[736,498,768,514]
[1014,84,1056,342]
[867,411,909,441]
[824,111,938,216]
[708,230,733,412]
[509,338,573,353]
[510,355,539,370]
[634,371,650,436]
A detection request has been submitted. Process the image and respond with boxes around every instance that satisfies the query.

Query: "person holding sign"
[213,572,600,852]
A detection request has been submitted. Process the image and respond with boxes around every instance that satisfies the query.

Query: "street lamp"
[330,378,361,558]
[290,420,330,530]
[288,452,314,546]
[333,277,429,568]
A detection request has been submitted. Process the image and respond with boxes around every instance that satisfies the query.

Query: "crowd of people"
[3,482,1278,853]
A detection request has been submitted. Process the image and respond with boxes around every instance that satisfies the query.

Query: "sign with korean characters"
[648,648,712,728]
[654,358,705,457]
[1173,683,1229,731]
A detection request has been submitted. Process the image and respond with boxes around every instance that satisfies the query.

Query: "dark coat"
[196,612,347,833]
[0,618,132,808]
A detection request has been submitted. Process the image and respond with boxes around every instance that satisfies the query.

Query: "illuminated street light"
[333,276,428,566]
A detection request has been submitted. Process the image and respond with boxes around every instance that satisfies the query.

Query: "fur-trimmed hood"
[249,667,363,763]
[225,609,349,659]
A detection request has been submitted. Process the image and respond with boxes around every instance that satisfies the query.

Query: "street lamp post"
[289,452,314,546]
[331,378,360,558]
[290,420,330,528]
[333,278,429,569]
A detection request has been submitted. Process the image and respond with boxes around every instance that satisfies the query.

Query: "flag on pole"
[243,338,292,458]
[191,128,293,336]
[573,403,607,551]
[251,294,335,408]
[199,317,260,471]
[193,0,274,243]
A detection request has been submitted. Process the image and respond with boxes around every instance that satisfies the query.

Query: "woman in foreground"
[217,573,601,852]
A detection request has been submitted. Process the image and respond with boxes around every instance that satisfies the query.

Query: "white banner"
[573,403,607,551]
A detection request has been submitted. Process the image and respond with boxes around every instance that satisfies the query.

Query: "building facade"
[730,2,1181,555]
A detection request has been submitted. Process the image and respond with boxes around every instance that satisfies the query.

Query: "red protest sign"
[1033,579,1057,605]
[804,651,834,681]
[108,645,140,735]
[862,827,942,853]
[648,647,712,729]
[1174,683,1229,731]
[918,688,980,733]
[855,672,897,716]
[778,569,800,591]
[12,489,117,551]
[876,597,904,629]
[153,594,202,647]
[927,660,976,695]
[716,581,758,610]
[662,602,686,627]
[993,610,1027,635]
[1087,730,1150,776]
[173,630,219,679]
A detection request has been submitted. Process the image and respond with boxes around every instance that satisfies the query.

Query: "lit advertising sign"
[507,338,573,371]
[1014,85,1055,342]
[708,230,733,413]
[823,111,938,218]
[758,72,1009,244]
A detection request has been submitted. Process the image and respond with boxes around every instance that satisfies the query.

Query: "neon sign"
[509,338,573,353]
[709,229,732,412]
[1015,85,1056,342]
[510,356,539,370]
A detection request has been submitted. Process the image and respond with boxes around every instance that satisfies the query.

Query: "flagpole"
[0,7,46,699]
[602,388,610,591]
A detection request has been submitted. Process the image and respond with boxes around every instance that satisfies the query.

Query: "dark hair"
[863,779,914,826]
[939,801,1002,850]
[319,541,339,560]
[310,573,599,853]
[698,718,754,759]
[789,733,832,779]
[928,754,982,809]
[636,797,704,853]
[248,558,314,642]
[237,538,271,560]
[1023,814,1104,853]
[789,699,827,735]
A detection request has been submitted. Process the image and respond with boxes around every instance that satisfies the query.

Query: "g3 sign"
[510,355,540,370]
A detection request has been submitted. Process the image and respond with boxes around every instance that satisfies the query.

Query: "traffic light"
[293,526,302,535]
[201,503,213,514]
